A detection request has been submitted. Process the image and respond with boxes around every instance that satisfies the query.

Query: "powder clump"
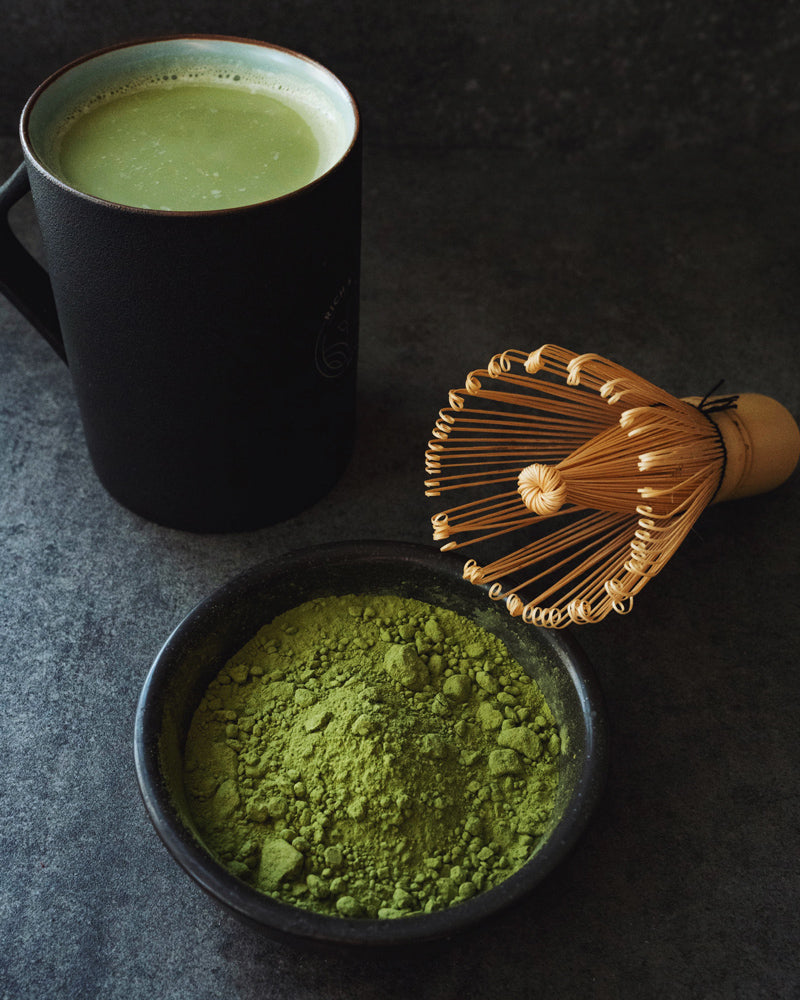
[182,593,561,919]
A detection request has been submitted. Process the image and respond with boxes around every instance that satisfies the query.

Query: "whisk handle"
[685,393,800,503]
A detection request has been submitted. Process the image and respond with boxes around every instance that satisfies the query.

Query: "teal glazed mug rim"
[19,34,361,217]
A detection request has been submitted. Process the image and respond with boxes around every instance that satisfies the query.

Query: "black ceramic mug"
[0,36,361,532]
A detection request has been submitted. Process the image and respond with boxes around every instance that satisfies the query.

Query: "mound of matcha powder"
[182,593,561,919]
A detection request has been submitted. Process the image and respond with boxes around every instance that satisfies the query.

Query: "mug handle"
[0,163,66,362]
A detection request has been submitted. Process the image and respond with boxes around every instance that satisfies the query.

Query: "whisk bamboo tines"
[425,344,800,628]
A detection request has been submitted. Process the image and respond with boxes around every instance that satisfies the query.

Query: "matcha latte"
[27,42,355,212]
[51,80,323,210]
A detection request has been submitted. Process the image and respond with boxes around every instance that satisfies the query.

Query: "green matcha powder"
[182,593,561,919]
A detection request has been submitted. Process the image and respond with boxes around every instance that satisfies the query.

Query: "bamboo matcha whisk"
[425,344,800,627]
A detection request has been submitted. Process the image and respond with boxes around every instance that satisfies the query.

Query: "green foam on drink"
[52,79,323,211]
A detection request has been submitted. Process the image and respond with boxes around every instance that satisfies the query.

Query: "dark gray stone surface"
[3,1,800,158]
[2,5,800,998]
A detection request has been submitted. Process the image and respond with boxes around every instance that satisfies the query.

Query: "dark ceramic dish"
[134,540,608,949]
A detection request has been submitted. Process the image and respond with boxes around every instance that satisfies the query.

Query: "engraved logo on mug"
[315,277,357,378]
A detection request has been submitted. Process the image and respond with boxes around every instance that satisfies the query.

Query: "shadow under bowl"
[134,540,608,950]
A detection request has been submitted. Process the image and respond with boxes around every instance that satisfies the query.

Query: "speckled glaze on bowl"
[133,540,608,949]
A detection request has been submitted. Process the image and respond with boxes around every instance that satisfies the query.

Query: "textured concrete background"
[2,3,800,999]
[3,1,800,158]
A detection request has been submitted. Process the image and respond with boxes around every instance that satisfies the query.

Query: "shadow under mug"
[0,36,361,532]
